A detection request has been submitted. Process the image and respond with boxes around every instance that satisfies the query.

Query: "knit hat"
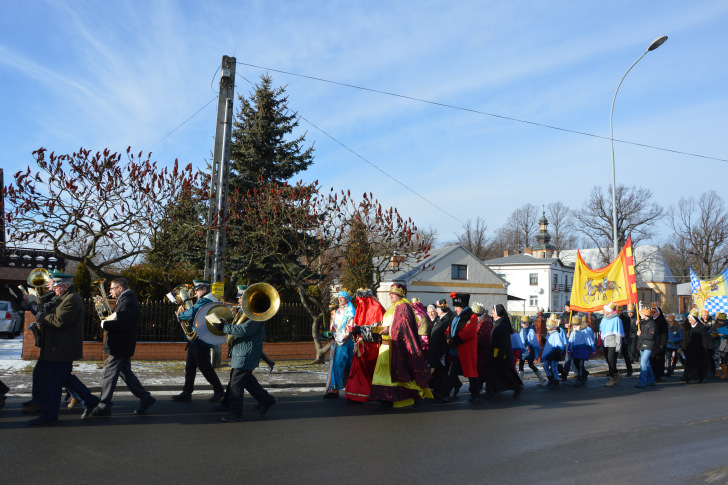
[450,292,470,308]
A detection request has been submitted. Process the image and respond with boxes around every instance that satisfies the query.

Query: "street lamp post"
[609,35,667,258]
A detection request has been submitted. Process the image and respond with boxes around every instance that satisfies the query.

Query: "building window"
[529,295,538,306]
[451,264,467,280]
[553,274,558,290]
[529,273,538,285]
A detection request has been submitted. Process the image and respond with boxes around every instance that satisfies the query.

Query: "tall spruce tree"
[229,73,314,192]
[227,74,315,287]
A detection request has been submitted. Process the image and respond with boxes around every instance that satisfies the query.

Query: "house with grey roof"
[376,245,507,310]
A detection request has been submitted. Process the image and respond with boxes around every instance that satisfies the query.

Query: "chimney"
[390,255,405,268]
[523,247,533,256]
[503,250,509,257]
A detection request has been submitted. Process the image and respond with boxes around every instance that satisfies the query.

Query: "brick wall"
[21,312,323,361]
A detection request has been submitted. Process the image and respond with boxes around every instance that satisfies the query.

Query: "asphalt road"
[2,377,727,484]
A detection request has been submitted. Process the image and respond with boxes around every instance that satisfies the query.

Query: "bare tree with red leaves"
[3,147,205,279]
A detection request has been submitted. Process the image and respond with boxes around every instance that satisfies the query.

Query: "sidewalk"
[1,335,625,398]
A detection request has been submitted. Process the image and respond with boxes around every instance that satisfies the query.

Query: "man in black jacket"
[92,278,155,417]
[428,299,453,400]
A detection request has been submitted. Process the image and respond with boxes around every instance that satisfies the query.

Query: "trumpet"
[92,279,113,321]
[166,284,198,341]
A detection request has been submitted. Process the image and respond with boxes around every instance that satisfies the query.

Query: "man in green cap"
[28,271,100,425]
[172,279,225,403]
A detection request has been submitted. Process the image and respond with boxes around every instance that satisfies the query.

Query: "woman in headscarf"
[323,290,356,399]
[484,304,523,398]
[684,312,709,383]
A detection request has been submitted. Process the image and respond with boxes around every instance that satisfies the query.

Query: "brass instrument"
[166,284,198,341]
[21,268,52,347]
[226,283,280,346]
[92,279,113,320]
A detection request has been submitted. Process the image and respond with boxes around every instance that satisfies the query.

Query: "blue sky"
[2,1,726,246]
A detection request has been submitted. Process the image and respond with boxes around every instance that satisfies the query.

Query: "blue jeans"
[543,360,559,378]
[638,349,655,387]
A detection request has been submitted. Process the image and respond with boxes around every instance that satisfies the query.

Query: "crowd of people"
[322,284,728,407]
[2,273,727,423]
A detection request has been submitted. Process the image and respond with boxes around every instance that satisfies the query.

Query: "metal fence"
[81,299,317,343]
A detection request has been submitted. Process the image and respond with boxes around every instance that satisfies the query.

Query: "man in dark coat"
[634,305,656,389]
[92,278,155,417]
[484,304,523,398]
[29,272,100,425]
[428,299,453,401]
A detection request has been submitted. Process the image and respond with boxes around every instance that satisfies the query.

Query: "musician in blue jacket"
[172,279,225,403]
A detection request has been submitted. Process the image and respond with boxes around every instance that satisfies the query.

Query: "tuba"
[225,283,280,346]
[166,284,198,341]
[92,279,113,320]
[21,268,52,347]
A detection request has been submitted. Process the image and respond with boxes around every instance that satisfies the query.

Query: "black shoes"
[221,413,243,423]
[259,399,275,419]
[172,393,192,402]
[91,406,111,417]
[134,396,156,415]
[28,417,58,426]
[208,392,225,403]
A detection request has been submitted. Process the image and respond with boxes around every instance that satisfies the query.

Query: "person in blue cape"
[567,315,595,387]
[324,290,356,399]
[541,314,566,389]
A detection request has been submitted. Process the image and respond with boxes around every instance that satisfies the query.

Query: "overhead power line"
[235,61,728,164]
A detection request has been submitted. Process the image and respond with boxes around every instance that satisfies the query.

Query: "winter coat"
[446,307,478,377]
[223,318,265,370]
[37,286,84,362]
[637,317,656,351]
[102,289,140,357]
[428,311,452,369]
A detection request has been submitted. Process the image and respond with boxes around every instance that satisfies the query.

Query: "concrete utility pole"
[204,55,236,285]
[204,55,236,368]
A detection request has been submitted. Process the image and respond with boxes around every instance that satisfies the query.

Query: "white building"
[376,245,507,310]
[484,253,574,315]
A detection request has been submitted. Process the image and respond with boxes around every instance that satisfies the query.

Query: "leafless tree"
[572,185,664,264]
[546,201,577,254]
[456,217,491,258]
[669,191,728,277]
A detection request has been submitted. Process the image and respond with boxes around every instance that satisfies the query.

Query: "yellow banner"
[569,237,638,312]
